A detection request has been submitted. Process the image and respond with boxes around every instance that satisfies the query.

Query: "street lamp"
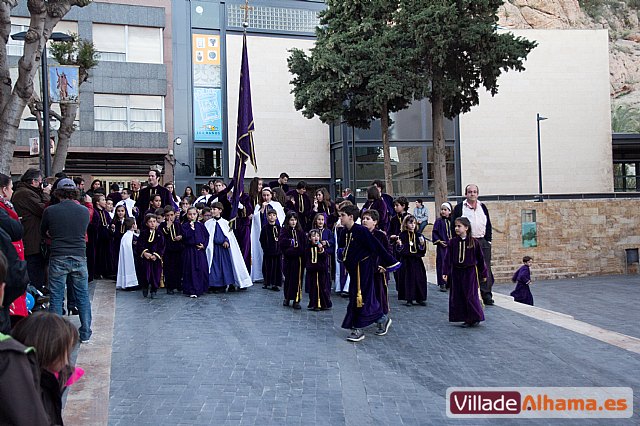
[11,31,74,178]
[167,137,191,174]
[536,113,548,202]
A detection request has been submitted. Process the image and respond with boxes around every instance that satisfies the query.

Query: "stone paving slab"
[108,280,640,425]
[493,274,640,339]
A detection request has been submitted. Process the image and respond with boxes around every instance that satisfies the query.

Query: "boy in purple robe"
[91,194,113,279]
[286,181,313,231]
[279,211,306,309]
[136,213,165,298]
[511,256,534,306]
[207,202,235,292]
[233,191,253,271]
[181,207,209,298]
[388,197,408,242]
[432,202,453,292]
[395,215,428,306]
[443,217,487,327]
[259,209,282,291]
[160,206,183,294]
[337,204,401,342]
[361,209,394,336]
[305,229,332,311]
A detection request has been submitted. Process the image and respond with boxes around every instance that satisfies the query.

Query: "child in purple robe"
[160,206,184,294]
[233,191,253,271]
[207,202,235,292]
[432,202,453,292]
[279,211,306,309]
[511,256,534,306]
[91,194,113,279]
[259,209,282,291]
[305,229,332,311]
[337,204,401,342]
[362,186,389,233]
[181,207,209,298]
[395,215,428,306]
[443,217,487,327]
[143,194,163,220]
[312,213,335,289]
[361,209,393,336]
[136,213,165,298]
[110,205,127,272]
[388,197,409,243]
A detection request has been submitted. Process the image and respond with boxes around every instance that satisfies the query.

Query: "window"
[227,4,320,33]
[426,145,456,196]
[94,94,164,132]
[93,24,162,64]
[195,147,222,177]
[8,17,78,57]
[614,162,639,192]
[351,146,425,197]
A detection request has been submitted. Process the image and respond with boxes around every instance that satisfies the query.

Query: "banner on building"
[193,87,223,142]
[49,65,79,103]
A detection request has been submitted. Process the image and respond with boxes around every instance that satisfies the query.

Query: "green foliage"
[49,33,99,81]
[394,0,537,119]
[611,104,640,132]
[287,0,413,129]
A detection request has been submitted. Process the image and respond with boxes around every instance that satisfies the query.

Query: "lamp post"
[11,31,74,178]
[168,137,192,174]
[536,113,548,202]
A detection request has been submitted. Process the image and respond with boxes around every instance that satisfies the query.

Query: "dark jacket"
[40,370,64,425]
[450,201,492,242]
[11,182,50,256]
[0,333,50,426]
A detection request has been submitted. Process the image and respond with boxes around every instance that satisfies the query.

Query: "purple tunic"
[432,217,452,287]
[208,221,234,288]
[372,229,392,315]
[181,222,210,296]
[233,193,253,271]
[305,246,332,310]
[443,236,487,323]
[135,228,165,291]
[160,221,184,291]
[92,208,113,277]
[396,230,428,303]
[510,265,533,305]
[279,226,306,303]
[388,212,407,240]
[259,223,282,288]
[286,190,313,231]
[339,224,400,330]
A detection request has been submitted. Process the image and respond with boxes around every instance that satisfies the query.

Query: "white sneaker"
[375,318,392,336]
[346,329,365,342]
[190,294,198,298]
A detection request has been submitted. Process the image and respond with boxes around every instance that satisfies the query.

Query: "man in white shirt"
[450,184,494,305]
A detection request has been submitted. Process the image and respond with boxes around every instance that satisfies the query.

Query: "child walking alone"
[443,217,487,327]
[511,256,534,305]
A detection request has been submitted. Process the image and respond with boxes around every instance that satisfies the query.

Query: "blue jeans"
[48,256,92,341]
[417,221,428,234]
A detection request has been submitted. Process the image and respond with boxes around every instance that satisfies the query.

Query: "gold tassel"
[356,264,363,308]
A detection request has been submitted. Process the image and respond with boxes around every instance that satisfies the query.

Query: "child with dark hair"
[259,209,282,291]
[433,202,453,292]
[362,185,389,232]
[443,217,487,327]
[12,311,81,426]
[181,207,209,298]
[144,194,163,218]
[305,229,332,311]
[388,196,409,243]
[135,213,165,298]
[116,218,138,290]
[160,206,183,294]
[110,204,128,272]
[511,256,534,305]
[395,214,428,306]
[337,204,401,342]
[90,193,113,279]
[206,202,234,293]
[279,211,306,309]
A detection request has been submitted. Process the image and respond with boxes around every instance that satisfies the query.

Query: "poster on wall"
[48,65,79,103]
[193,87,223,142]
[29,137,39,155]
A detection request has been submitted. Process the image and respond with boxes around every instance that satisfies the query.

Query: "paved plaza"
[63,274,640,425]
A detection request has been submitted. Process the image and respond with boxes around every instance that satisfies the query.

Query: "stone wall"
[483,198,640,282]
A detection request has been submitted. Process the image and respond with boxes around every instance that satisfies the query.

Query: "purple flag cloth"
[230,33,257,226]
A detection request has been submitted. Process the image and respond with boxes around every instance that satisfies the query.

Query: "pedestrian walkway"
[64,275,639,425]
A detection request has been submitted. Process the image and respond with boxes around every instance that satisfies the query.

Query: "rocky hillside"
[498,0,640,130]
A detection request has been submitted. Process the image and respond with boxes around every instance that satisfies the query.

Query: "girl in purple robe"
[312,188,338,230]
[181,207,209,298]
[207,203,235,292]
[305,229,332,311]
[91,194,113,279]
[136,213,165,298]
[279,211,306,309]
[312,213,335,289]
[160,206,183,294]
[109,205,127,272]
[259,209,282,290]
[395,215,428,306]
[443,217,487,327]
[361,185,389,233]
[233,191,253,271]
[432,202,453,292]
[511,256,534,305]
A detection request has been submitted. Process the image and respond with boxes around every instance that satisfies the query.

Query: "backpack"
[0,227,29,307]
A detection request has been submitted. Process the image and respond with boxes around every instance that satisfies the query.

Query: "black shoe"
[404,301,413,306]
[166,290,175,295]
[484,298,495,306]
[292,302,301,310]
[271,286,280,291]
[228,286,236,292]
[143,289,148,298]
[307,306,315,311]
[416,301,426,306]
[439,285,447,292]
[283,300,290,307]
[68,306,80,316]
[262,285,269,289]
[150,292,156,299]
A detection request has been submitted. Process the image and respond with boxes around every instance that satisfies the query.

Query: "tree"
[0,0,91,175]
[46,34,98,174]
[288,0,414,196]
[394,0,536,207]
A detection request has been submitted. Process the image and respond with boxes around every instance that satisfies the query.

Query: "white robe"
[204,217,253,288]
[116,230,138,289]
[250,201,285,282]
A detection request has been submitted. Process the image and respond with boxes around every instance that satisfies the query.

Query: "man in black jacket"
[450,184,495,305]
